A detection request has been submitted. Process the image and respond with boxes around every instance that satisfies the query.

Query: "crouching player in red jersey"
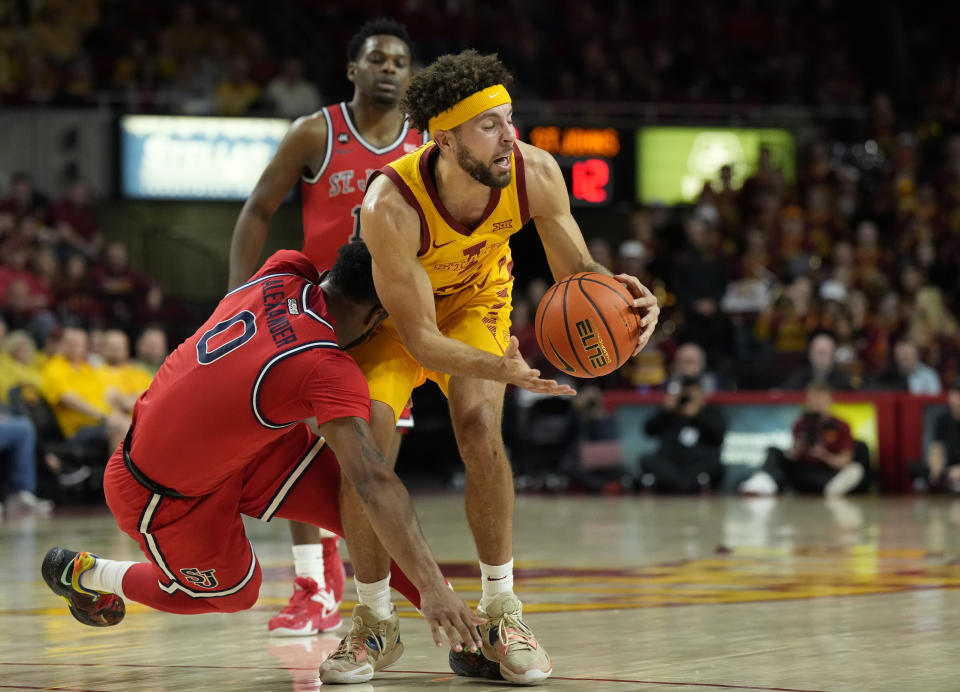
[41,242,484,679]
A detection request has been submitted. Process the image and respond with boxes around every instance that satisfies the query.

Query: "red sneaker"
[268,576,342,636]
[322,536,346,603]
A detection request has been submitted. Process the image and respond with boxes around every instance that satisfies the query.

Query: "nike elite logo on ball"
[548,338,576,373]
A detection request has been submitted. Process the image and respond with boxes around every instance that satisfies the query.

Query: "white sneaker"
[824,464,864,497]
[59,465,92,487]
[319,605,403,684]
[9,490,54,513]
[477,593,552,684]
[739,470,778,496]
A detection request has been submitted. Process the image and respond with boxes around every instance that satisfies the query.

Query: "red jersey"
[129,250,370,495]
[792,414,853,464]
[300,102,424,270]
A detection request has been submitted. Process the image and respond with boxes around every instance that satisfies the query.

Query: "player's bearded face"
[454,132,512,189]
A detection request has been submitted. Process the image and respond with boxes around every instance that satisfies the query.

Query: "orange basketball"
[534,272,640,378]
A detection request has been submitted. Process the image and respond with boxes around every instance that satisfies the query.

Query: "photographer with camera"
[909,378,960,494]
[740,381,864,496]
[638,375,727,493]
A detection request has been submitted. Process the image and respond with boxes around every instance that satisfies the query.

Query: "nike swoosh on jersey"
[432,239,455,248]
[548,338,576,373]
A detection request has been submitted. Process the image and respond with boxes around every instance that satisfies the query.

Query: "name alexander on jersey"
[261,278,298,348]
[327,168,377,197]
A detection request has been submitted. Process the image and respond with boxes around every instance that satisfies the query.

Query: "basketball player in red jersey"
[41,243,486,667]
[228,19,422,636]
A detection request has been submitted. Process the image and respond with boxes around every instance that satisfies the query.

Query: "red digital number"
[572,159,610,204]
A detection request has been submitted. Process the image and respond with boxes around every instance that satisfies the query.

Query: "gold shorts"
[349,280,513,421]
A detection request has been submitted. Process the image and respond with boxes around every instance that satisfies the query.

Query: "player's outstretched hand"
[419,584,485,653]
[501,336,577,396]
[613,273,660,355]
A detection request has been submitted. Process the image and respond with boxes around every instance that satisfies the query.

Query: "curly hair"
[346,18,413,62]
[401,50,514,132]
[327,241,381,306]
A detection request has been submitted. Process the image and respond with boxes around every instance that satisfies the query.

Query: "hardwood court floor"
[2,494,959,691]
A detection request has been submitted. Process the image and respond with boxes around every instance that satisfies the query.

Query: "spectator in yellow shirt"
[216,57,260,116]
[0,329,45,404]
[40,327,126,456]
[98,329,152,417]
[134,325,168,375]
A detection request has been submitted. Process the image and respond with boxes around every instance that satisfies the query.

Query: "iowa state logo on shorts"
[180,567,219,589]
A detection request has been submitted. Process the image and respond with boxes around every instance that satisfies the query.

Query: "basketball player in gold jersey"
[319,51,659,685]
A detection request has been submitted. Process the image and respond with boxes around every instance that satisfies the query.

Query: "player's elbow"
[240,197,272,225]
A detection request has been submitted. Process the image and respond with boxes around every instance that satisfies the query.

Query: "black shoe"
[41,547,125,627]
[449,647,504,680]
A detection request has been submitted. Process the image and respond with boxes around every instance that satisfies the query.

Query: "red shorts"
[104,424,341,600]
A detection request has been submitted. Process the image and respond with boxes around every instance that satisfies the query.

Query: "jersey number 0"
[197,311,257,365]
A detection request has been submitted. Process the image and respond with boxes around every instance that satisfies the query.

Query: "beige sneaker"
[478,593,552,685]
[318,604,403,684]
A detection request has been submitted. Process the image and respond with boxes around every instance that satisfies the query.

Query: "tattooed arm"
[311,415,482,650]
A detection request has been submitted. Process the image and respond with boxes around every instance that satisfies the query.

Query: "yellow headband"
[428,84,512,135]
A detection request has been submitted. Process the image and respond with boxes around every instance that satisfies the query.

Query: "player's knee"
[212,582,261,613]
[211,564,262,613]
[454,411,504,458]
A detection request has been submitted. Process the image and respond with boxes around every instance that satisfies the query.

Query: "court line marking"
[383,670,828,691]
[1,687,107,692]
[0,663,828,692]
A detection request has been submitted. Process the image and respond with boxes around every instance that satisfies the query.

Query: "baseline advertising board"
[120,115,290,200]
[607,392,880,480]
[636,127,796,204]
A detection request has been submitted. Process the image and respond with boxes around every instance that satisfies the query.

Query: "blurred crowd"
[0,172,166,342]
[511,120,960,395]
[0,319,166,515]
[0,172,170,513]
[3,1,960,121]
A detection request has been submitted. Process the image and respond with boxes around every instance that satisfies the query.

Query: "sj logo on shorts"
[180,567,219,589]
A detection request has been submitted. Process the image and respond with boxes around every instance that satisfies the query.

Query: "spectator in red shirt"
[739,381,865,496]
[91,242,163,332]
[49,178,102,259]
[0,244,46,307]
[56,255,102,328]
[0,172,49,227]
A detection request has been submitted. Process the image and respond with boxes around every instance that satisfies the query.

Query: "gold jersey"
[373,141,529,296]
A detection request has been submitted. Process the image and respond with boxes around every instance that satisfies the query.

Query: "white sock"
[355,574,392,621]
[78,557,136,600]
[292,544,327,599]
[318,528,337,539]
[479,558,514,612]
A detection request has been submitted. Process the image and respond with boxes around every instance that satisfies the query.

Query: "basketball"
[534,272,640,378]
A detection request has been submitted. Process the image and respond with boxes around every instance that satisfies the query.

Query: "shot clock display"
[528,126,621,207]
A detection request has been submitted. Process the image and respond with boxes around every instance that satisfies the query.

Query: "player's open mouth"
[494,156,511,169]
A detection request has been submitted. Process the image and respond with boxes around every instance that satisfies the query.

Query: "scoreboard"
[115,115,795,208]
[525,123,796,208]
[527,126,622,207]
